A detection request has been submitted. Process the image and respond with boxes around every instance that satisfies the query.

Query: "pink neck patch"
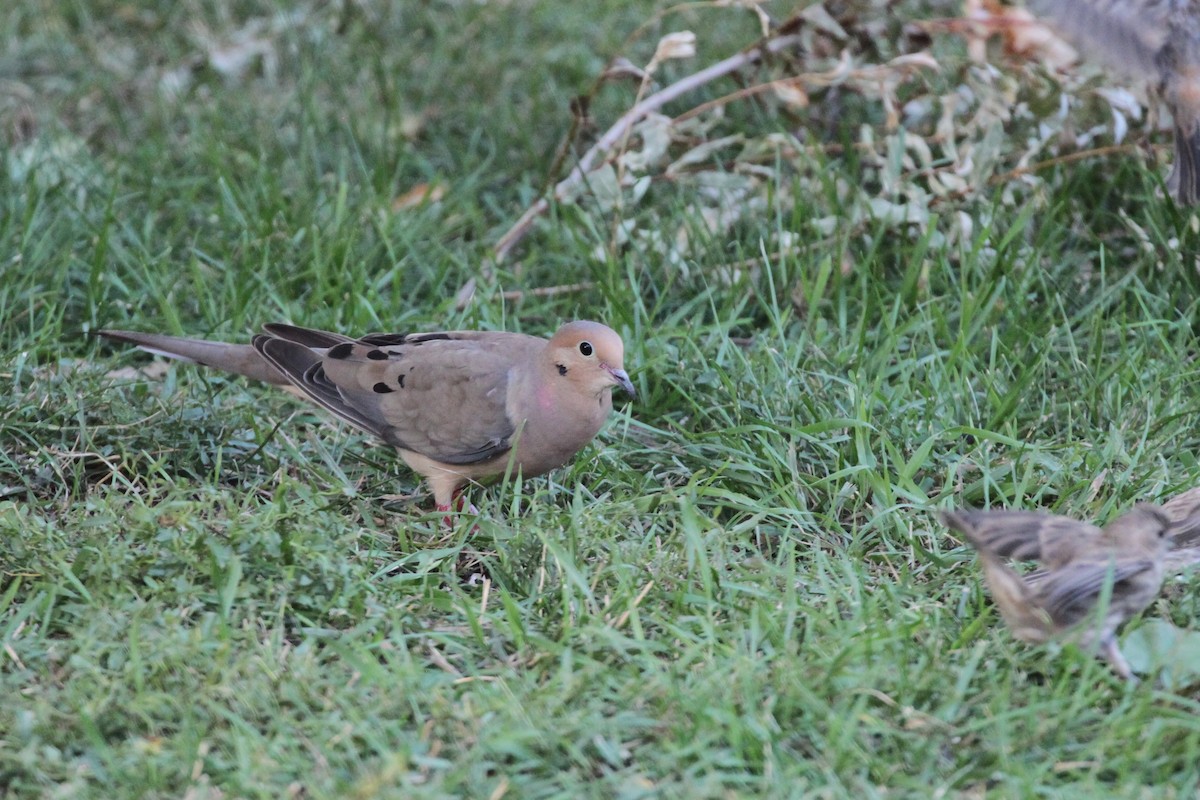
[535,383,556,411]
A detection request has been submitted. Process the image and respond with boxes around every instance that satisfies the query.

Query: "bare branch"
[492,34,804,263]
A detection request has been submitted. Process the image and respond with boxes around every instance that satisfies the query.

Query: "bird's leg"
[435,501,453,529]
[436,489,479,529]
[1099,635,1137,683]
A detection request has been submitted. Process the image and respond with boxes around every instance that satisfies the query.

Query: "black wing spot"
[556,363,568,376]
[407,333,453,343]
[327,342,354,360]
[359,333,410,346]
[397,374,405,388]
[387,350,404,358]
[366,349,388,360]
[373,382,393,394]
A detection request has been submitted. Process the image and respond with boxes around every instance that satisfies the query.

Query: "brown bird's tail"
[973,551,1056,644]
[98,330,290,386]
[1169,124,1200,205]
[940,510,1056,642]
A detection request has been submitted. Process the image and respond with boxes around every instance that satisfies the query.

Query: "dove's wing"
[253,325,544,466]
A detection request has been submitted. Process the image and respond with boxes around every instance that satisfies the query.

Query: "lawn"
[4,0,1200,797]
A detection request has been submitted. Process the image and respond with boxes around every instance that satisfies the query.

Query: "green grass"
[5,0,1200,797]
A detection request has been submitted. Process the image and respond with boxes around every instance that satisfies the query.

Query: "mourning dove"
[1029,0,1200,203]
[940,504,1171,680]
[100,321,635,518]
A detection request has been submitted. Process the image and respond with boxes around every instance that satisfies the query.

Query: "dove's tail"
[1170,123,1200,205]
[99,330,291,386]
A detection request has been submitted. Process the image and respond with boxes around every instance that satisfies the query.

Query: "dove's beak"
[606,366,636,398]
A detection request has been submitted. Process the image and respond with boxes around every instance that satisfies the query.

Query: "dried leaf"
[999,7,1078,72]
[1094,86,1142,121]
[963,0,1078,72]
[391,183,446,212]
[398,111,430,141]
[866,197,930,227]
[649,31,697,72]
[564,163,622,212]
[207,37,275,81]
[799,3,848,40]
[619,113,674,173]
[772,80,809,110]
[665,135,745,177]
[106,361,173,381]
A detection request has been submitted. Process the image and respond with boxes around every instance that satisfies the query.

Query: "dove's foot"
[436,492,480,531]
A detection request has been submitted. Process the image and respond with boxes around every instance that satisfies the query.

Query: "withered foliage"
[500,0,1170,281]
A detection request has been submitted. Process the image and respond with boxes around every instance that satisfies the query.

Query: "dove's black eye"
[579,341,593,356]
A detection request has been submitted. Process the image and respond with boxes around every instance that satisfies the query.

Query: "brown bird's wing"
[1163,486,1200,547]
[1029,0,1172,77]
[254,326,541,466]
[940,509,1103,569]
[1170,514,1200,548]
[1026,557,1160,629]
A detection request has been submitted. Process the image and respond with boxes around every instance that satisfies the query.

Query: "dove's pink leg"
[436,490,479,529]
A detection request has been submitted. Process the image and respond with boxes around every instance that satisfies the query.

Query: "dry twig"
[492,34,804,262]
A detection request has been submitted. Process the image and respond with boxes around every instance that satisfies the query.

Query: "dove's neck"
[493,354,612,476]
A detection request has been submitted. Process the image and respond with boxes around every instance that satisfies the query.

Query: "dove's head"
[1105,503,1171,555]
[546,321,635,399]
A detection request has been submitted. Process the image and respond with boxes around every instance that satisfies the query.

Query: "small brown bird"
[1030,0,1200,203]
[100,322,635,520]
[940,504,1171,680]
